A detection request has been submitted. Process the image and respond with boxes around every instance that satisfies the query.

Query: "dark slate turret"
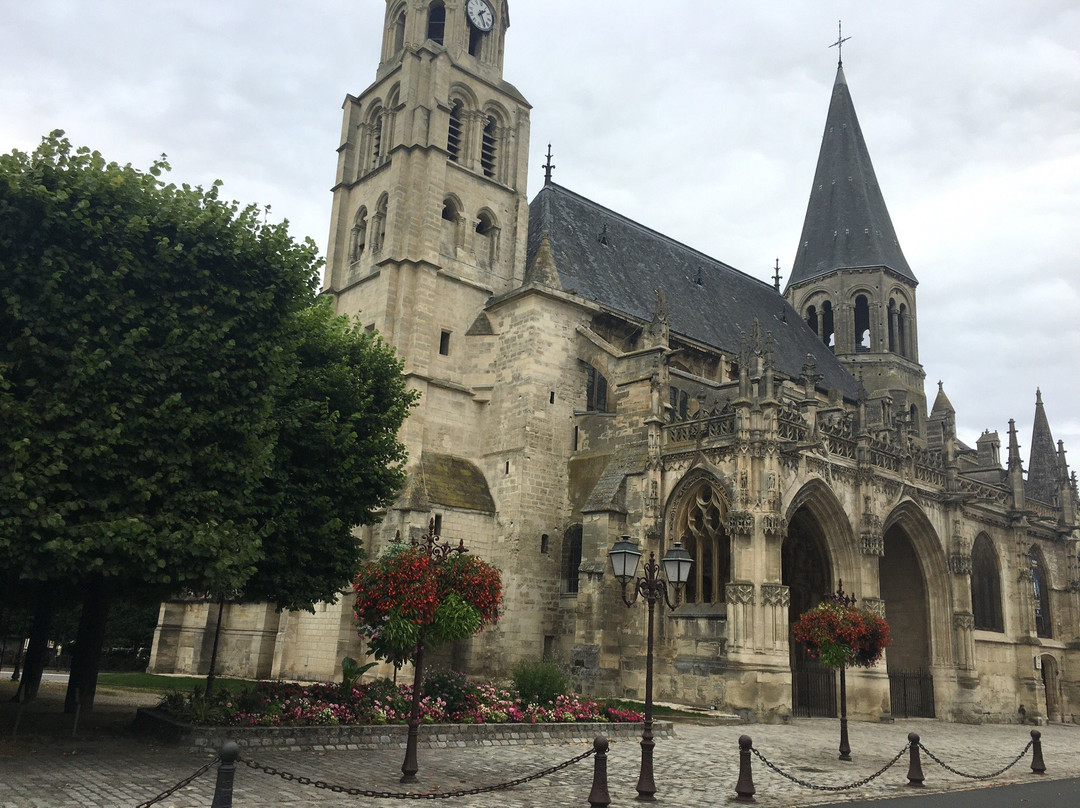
[787,65,915,287]
[1026,389,1059,504]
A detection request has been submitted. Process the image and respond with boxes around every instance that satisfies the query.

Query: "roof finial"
[543,143,555,186]
[829,20,851,68]
[772,258,782,292]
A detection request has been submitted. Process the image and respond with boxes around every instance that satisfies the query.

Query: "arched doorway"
[879,517,935,717]
[783,499,836,717]
[1040,654,1062,722]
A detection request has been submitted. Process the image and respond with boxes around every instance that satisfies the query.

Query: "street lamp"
[608,536,692,802]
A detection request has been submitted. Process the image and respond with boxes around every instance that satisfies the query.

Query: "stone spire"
[930,381,954,416]
[787,65,915,289]
[1026,389,1059,504]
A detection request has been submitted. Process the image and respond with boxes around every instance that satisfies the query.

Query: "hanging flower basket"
[792,601,891,669]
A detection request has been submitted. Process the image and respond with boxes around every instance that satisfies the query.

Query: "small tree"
[353,529,501,782]
[792,600,891,670]
[353,542,501,668]
[792,587,890,761]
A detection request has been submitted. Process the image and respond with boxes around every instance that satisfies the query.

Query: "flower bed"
[157,674,644,729]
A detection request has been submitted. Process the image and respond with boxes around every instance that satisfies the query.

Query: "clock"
[466,0,495,32]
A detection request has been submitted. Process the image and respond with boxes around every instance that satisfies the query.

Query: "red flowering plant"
[791,601,891,669]
[353,541,503,668]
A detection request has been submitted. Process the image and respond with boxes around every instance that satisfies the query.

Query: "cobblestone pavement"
[2,684,1079,807]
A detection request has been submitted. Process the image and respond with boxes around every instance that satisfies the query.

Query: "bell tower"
[785,63,926,439]
[323,0,531,345]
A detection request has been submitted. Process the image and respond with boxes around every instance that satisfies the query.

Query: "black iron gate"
[792,661,837,717]
[889,669,935,718]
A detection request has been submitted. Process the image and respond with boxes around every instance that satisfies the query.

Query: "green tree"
[244,301,416,612]
[0,133,413,708]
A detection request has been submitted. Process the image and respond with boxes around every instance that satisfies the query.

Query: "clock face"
[466,0,495,32]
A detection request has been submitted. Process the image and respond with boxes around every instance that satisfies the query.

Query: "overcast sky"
[3,1,1078,465]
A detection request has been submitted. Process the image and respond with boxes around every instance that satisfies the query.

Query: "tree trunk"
[64,578,111,714]
[12,588,54,703]
[204,593,226,700]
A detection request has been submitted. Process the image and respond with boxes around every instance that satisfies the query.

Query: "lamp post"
[609,536,692,802]
[829,579,857,762]
[399,520,467,784]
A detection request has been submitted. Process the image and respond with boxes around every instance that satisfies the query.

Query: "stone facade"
[150,1,1080,725]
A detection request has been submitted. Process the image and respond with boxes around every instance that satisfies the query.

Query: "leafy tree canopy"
[244,300,417,611]
[0,132,314,598]
[354,541,502,668]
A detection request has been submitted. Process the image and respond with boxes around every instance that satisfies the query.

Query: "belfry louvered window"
[481,117,497,178]
[447,103,463,162]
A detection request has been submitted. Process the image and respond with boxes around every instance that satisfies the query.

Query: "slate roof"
[397,453,496,513]
[524,183,858,398]
[787,66,915,288]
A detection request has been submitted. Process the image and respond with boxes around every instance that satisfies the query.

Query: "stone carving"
[761,584,790,607]
[761,513,787,538]
[953,612,975,631]
[725,583,755,605]
[949,554,972,576]
[862,597,886,618]
[725,511,755,537]
[861,533,884,556]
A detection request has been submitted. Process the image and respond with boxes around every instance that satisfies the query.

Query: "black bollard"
[588,735,611,807]
[211,741,241,808]
[735,735,756,803]
[906,732,924,787]
[1030,729,1046,775]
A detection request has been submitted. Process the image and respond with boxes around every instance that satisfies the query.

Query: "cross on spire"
[543,143,555,185]
[829,20,851,67]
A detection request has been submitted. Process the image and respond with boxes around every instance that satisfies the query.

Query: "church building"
[150,1,1080,724]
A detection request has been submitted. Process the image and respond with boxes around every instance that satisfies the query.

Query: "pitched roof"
[525,183,857,397]
[1026,389,1059,504]
[787,66,915,288]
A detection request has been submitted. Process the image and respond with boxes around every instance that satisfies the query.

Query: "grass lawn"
[96,672,256,694]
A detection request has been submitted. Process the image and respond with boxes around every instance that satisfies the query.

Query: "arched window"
[854,295,871,352]
[1031,547,1052,638]
[584,364,608,412]
[349,207,368,263]
[392,8,406,54]
[475,210,497,266]
[897,304,909,359]
[367,104,385,169]
[822,300,835,350]
[561,525,582,594]
[440,196,460,256]
[806,305,819,337]
[971,534,1003,631]
[427,2,446,45]
[372,194,388,252]
[888,299,897,353]
[447,101,463,162]
[480,116,497,178]
[675,479,729,606]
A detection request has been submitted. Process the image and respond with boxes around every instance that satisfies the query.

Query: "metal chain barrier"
[918,740,1033,780]
[750,742,910,792]
[242,746,597,800]
[134,755,221,808]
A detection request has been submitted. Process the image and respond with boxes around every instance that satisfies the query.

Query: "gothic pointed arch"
[971,533,1003,632]
[1029,545,1053,639]
[784,478,858,579]
[881,500,951,671]
[664,469,731,606]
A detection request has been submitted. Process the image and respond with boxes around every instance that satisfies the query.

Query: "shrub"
[423,670,477,715]
[513,659,567,706]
